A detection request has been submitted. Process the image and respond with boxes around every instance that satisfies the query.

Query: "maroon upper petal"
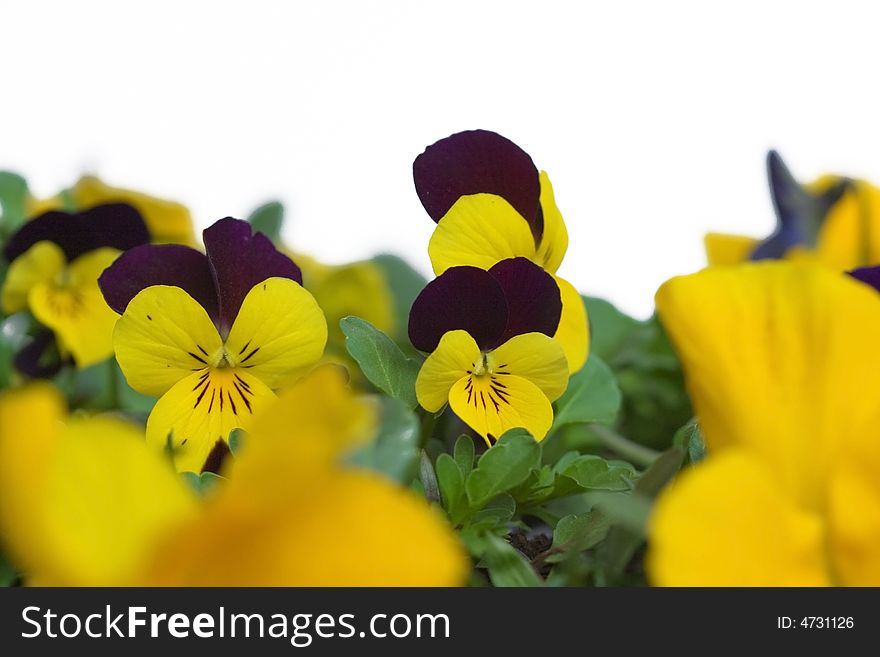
[98,244,219,321]
[413,129,543,242]
[489,258,562,344]
[3,203,150,263]
[203,218,302,336]
[408,266,508,352]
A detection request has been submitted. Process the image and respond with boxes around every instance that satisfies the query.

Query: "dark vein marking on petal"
[241,346,260,363]
[208,389,216,413]
[233,381,253,412]
[188,351,208,365]
[238,340,251,356]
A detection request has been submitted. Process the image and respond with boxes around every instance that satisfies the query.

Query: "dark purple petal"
[203,218,303,335]
[3,203,150,263]
[408,266,508,352]
[848,266,880,292]
[489,258,562,343]
[98,244,219,320]
[13,329,68,379]
[413,130,543,242]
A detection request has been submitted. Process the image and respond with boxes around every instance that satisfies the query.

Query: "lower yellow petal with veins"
[551,275,589,374]
[146,368,276,473]
[656,262,880,512]
[415,330,480,413]
[225,277,328,390]
[648,450,829,586]
[703,232,758,266]
[428,193,537,275]
[449,373,553,445]
[28,247,121,368]
[1,241,65,314]
[489,332,569,402]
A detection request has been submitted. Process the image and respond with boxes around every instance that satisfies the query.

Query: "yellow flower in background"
[25,175,196,246]
[1,204,150,372]
[413,130,588,373]
[705,150,880,269]
[0,368,468,586]
[99,218,327,473]
[650,262,880,585]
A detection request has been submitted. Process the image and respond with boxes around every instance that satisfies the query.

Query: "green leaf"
[228,428,246,456]
[582,296,642,361]
[471,494,516,524]
[551,355,621,432]
[453,434,475,477]
[673,418,705,464]
[370,254,427,343]
[247,201,284,243]
[465,429,541,509]
[586,491,652,535]
[480,533,543,587]
[418,449,440,503]
[435,453,467,523]
[549,511,611,559]
[0,550,18,587]
[0,171,29,237]
[635,446,684,497]
[340,316,421,408]
[348,397,419,482]
[556,455,638,494]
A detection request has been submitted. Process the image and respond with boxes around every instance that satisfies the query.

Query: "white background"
[2,0,879,318]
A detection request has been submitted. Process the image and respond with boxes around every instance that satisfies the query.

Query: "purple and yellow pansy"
[413,129,588,373]
[99,218,327,473]
[410,257,568,445]
[1,203,150,373]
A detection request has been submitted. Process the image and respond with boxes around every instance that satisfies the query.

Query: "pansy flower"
[413,129,588,373]
[410,257,568,444]
[705,150,880,269]
[650,262,880,585]
[99,218,327,473]
[1,204,149,374]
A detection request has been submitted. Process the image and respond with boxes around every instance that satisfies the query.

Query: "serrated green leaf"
[340,316,421,408]
[453,434,475,476]
[348,397,419,482]
[247,201,284,243]
[551,355,621,432]
[465,429,541,509]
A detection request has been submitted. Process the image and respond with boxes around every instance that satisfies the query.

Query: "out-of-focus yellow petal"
[146,468,467,586]
[225,277,327,389]
[28,247,120,367]
[428,193,537,275]
[535,171,568,273]
[703,232,758,266]
[0,385,196,585]
[552,275,589,373]
[71,175,196,246]
[857,180,880,264]
[489,332,569,402]
[648,450,829,586]
[310,261,394,350]
[1,241,65,314]
[114,285,223,397]
[808,175,865,270]
[655,262,880,512]
[146,369,276,473]
[449,373,553,445]
[24,194,65,218]
[415,330,480,413]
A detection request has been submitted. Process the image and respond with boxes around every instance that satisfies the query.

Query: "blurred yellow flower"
[650,262,880,585]
[0,368,468,586]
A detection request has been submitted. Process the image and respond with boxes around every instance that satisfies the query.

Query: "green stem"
[588,423,660,467]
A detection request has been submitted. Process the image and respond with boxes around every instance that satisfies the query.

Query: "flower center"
[472,352,491,377]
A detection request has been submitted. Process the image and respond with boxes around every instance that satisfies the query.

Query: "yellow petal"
[72,175,196,246]
[1,241,65,314]
[114,285,223,397]
[28,248,121,367]
[648,450,829,586]
[428,193,537,275]
[224,277,328,389]
[535,171,568,273]
[489,332,569,402]
[449,373,553,445]
[146,368,276,473]
[415,330,480,413]
[552,275,589,373]
[703,232,758,266]
[146,469,467,586]
[809,175,866,269]
[655,262,880,511]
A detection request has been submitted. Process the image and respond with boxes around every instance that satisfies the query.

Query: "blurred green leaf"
[583,296,642,361]
[228,428,246,456]
[247,201,284,243]
[0,171,29,237]
[0,550,18,587]
[418,449,440,503]
[586,491,652,535]
[551,355,621,432]
[181,471,225,497]
[673,418,705,464]
[549,511,611,561]
[466,429,541,509]
[340,316,421,408]
[370,254,427,343]
[436,453,467,523]
[480,533,543,587]
[453,434,475,477]
[348,397,419,482]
